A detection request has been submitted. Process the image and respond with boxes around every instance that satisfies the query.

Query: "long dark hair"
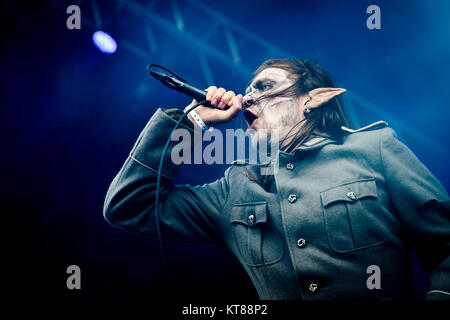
[241,58,349,186]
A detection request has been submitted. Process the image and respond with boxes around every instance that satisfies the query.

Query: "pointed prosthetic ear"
[306,88,346,109]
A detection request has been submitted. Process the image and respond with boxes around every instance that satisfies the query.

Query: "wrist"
[183,107,210,131]
[186,112,196,126]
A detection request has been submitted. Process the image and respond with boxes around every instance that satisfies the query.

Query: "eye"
[262,83,273,90]
[255,81,274,91]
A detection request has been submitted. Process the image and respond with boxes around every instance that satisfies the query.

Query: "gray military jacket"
[104,108,450,300]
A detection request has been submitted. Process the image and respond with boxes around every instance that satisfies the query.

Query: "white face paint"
[243,67,309,148]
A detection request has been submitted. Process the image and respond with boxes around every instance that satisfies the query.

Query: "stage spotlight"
[92,31,117,54]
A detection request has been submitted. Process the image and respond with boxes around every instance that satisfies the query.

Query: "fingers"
[229,94,243,109]
[220,90,235,109]
[205,86,217,101]
[206,86,238,110]
[210,87,226,108]
[219,94,243,122]
[187,93,243,126]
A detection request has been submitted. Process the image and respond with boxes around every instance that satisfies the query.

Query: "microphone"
[147,64,207,102]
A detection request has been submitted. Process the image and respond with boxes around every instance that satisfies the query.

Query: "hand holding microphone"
[186,86,243,127]
[148,64,243,127]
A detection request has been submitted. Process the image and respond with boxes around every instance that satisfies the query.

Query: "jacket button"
[248,214,255,226]
[346,191,356,200]
[286,163,294,170]
[297,238,306,248]
[288,194,297,203]
[308,283,318,293]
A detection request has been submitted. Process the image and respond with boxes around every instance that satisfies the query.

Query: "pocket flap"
[321,178,377,207]
[231,202,267,226]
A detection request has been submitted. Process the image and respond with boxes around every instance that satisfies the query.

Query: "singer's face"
[243,68,307,147]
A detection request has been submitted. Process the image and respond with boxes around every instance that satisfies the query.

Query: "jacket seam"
[215,166,232,246]
[378,130,395,211]
[378,131,387,191]
[219,166,232,218]
[130,155,175,180]
[104,156,133,214]
[378,129,409,234]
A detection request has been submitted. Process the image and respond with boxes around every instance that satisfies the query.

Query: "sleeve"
[103,108,230,246]
[379,127,450,300]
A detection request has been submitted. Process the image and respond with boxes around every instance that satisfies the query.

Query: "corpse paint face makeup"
[243,68,302,147]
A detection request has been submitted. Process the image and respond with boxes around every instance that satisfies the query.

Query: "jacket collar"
[294,133,341,152]
[276,133,341,161]
[231,133,343,166]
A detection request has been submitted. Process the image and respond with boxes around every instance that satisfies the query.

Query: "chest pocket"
[230,202,284,267]
[320,178,386,253]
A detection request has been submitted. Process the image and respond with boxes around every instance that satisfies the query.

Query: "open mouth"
[244,109,259,131]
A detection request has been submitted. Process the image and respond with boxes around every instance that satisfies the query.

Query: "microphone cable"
[154,92,206,297]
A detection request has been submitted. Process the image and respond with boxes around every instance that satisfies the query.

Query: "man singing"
[103,59,450,300]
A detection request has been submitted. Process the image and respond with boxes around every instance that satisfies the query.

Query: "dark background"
[2,0,449,303]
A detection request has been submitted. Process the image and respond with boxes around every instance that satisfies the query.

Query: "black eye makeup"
[255,80,275,91]
[246,79,276,94]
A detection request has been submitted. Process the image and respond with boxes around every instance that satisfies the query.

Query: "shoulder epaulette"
[341,120,389,133]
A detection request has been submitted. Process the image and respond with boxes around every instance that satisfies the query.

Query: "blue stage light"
[92,31,117,54]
